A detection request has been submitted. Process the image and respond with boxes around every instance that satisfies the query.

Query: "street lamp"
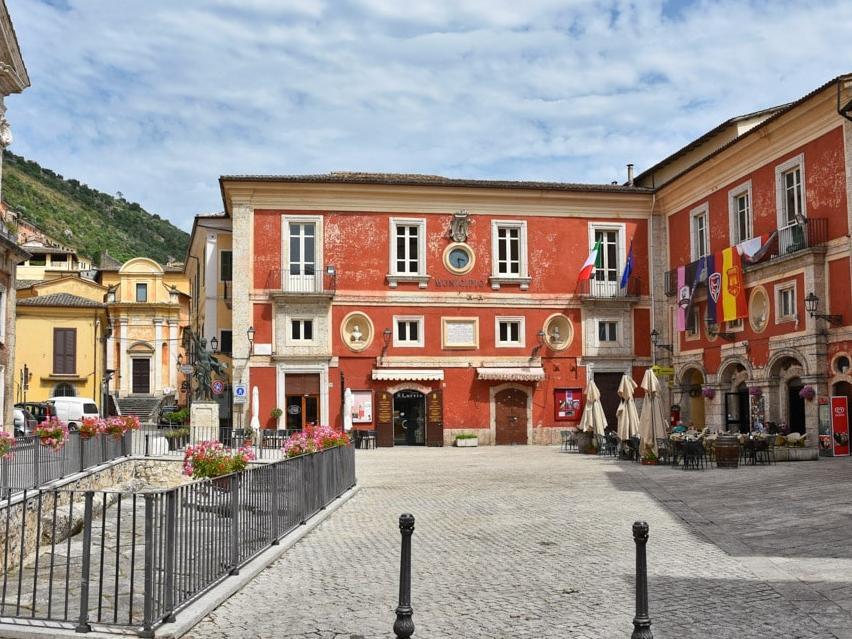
[247,325,256,355]
[804,292,842,326]
[177,353,183,366]
[210,335,219,352]
[650,329,672,366]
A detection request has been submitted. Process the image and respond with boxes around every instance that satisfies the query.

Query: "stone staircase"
[114,395,162,424]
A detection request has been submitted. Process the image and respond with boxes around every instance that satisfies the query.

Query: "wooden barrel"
[576,431,596,455]
[715,435,740,468]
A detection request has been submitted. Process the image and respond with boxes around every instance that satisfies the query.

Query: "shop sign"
[831,396,849,457]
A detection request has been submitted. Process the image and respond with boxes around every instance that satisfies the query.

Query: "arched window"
[53,383,75,397]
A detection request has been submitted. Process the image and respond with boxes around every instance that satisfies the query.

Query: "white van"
[47,397,99,430]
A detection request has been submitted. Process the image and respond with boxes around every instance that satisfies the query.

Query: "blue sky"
[5,0,851,231]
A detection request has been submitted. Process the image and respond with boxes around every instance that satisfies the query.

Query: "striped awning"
[476,367,545,382]
[371,369,445,381]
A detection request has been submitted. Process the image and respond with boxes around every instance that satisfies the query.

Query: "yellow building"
[15,275,109,404]
[98,257,190,412]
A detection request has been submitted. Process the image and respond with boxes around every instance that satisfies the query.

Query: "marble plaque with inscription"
[443,319,478,348]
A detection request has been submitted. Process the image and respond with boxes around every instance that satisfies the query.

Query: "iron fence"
[0,444,355,636]
[264,267,337,295]
[0,432,130,496]
[132,426,300,460]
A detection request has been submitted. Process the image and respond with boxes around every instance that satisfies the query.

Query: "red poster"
[831,396,850,457]
[555,388,583,422]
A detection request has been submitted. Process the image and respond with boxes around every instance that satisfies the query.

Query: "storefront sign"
[554,388,582,422]
[830,396,849,457]
[351,390,373,423]
[426,390,443,447]
[376,391,394,447]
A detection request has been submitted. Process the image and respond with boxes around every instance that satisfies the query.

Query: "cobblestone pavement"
[187,448,852,639]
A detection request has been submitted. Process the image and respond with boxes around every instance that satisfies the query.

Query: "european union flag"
[620,241,634,288]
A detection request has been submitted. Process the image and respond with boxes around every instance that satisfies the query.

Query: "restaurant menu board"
[555,388,583,422]
[831,396,850,457]
[351,390,373,423]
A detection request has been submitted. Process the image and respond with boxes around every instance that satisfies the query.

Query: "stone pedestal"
[190,401,220,443]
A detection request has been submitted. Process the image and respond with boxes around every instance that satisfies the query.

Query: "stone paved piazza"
[188,447,852,639]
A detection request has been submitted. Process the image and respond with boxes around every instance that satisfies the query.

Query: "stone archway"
[767,352,807,434]
[678,365,706,428]
[718,358,750,432]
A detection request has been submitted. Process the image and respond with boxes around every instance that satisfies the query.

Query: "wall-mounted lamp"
[650,329,673,352]
[380,327,392,363]
[247,325,256,354]
[210,335,219,353]
[177,353,183,367]
[705,317,735,341]
[805,292,842,326]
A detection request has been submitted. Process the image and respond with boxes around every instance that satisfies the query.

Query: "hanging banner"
[718,247,747,322]
[676,266,687,331]
[831,396,850,457]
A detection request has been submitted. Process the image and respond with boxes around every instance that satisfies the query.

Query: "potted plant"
[79,417,104,440]
[641,451,658,465]
[270,407,283,423]
[282,426,349,458]
[454,433,479,447]
[103,415,141,440]
[182,440,255,485]
[164,427,190,451]
[0,431,14,460]
[242,425,255,447]
[798,385,816,401]
[35,418,69,451]
[702,387,716,400]
[748,386,763,399]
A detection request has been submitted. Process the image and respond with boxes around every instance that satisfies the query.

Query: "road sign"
[652,365,675,377]
[180,364,194,375]
[234,383,248,404]
[211,380,225,396]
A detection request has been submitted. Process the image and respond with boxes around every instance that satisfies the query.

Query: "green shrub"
[454,433,478,440]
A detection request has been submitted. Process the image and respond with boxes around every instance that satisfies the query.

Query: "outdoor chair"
[763,436,777,464]
[595,434,608,456]
[605,432,619,457]
[682,440,706,470]
[753,439,772,465]
[655,438,672,465]
[560,430,577,452]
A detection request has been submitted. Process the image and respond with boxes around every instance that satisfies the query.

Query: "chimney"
[627,163,634,186]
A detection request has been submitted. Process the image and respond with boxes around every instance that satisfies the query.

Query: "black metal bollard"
[631,521,653,639]
[393,513,415,639]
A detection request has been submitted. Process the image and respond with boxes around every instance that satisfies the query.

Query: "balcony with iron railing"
[575,275,641,300]
[664,218,828,296]
[265,266,337,300]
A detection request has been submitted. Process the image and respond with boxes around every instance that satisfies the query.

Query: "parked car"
[12,408,37,437]
[46,397,99,431]
[15,401,56,424]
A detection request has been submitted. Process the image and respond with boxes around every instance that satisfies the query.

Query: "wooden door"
[375,391,394,447]
[495,388,528,445]
[595,373,622,431]
[132,359,150,394]
[426,390,444,447]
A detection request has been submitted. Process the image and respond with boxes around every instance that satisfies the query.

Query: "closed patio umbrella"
[343,387,354,432]
[616,374,640,441]
[638,368,667,457]
[580,379,607,437]
[250,385,261,435]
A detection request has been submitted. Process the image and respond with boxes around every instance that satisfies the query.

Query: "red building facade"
[638,75,852,446]
[220,177,653,445]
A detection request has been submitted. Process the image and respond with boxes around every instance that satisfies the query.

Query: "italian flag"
[577,240,601,281]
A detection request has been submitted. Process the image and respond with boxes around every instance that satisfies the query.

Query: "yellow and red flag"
[717,247,747,321]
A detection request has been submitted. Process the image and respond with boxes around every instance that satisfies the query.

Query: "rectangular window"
[594,229,619,282]
[290,319,314,342]
[686,306,700,338]
[598,321,617,342]
[289,223,316,276]
[135,283,147,303]
[496,226,520,275]
[496,318,524,347]
[219,330,233,355]
[220,250,233,282]
[777,285,796,321]
[53,328,76,374]
[394,316,424,347]
[733,192,751,244]
[782,167,802,226]
[395,224,420,274]
[691,205,709,259]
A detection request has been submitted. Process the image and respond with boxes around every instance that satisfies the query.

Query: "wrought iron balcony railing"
[575,275,641,298]
[264,267,337,296]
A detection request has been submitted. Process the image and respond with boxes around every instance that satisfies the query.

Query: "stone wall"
[0,458,187,574]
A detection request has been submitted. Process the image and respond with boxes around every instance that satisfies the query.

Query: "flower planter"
[455,437,478,447]
[640,459,658,465]
[786,446,818,462]
[576,431,596,455]
[774,447,789,462]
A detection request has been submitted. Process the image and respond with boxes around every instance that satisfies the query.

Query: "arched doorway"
[393,390,425,446]
[494,387,528,445]
[767,353,808,434]
[719,360,749,433]
[680,367,705,428]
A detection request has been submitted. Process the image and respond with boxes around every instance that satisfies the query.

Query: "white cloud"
[4,0,851,230]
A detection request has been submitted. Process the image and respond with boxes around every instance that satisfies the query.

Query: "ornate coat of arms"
[450,210,471,243]
[708,272,722,302]
[677,285,690,308]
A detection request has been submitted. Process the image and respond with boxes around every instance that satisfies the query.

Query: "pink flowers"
[102,415,141,440]
[183,440,255,479]
[34,418,69,452]
[0,431,14,460]
[80,417,104,439]
[282,426,350,458]
[799,385,816,401]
